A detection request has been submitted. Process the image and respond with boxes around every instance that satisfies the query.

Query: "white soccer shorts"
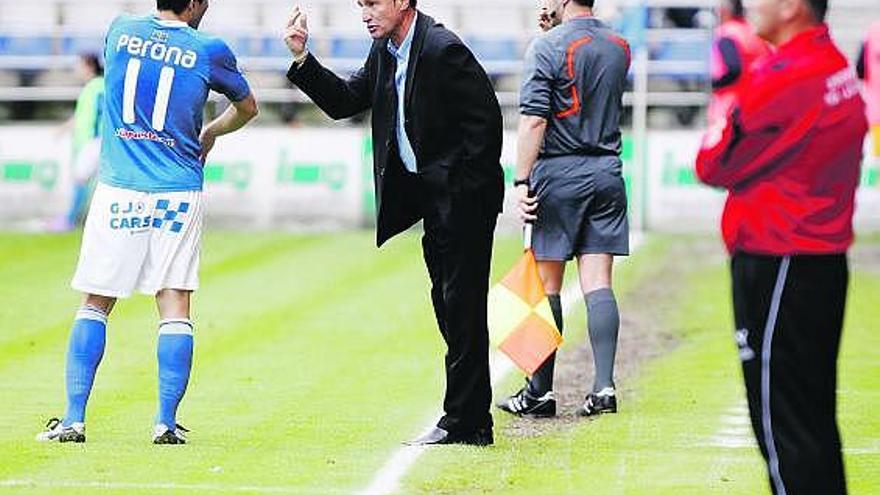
[71,183,203,298]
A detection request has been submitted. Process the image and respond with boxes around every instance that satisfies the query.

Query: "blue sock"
[157,320,194,429]
[66,183,90,226]
[64,306,108,426]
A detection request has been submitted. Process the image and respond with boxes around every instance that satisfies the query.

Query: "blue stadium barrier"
[330,35,371,60]
[464,37,519,62]
[650,40,709,82]
[0,24,709,83]
[0,34,54,57]
[229,35,258,58]
[61,34,104,56]
[614,6,648,50]
[260,35,293,58]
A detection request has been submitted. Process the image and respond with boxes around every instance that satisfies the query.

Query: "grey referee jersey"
[520,16,630,157]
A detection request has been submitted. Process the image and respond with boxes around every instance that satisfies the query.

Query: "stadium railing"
[0,0,875,115]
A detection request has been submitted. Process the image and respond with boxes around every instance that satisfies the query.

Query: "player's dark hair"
[572,0,596,6]
[805,0,828,22]
[81,53,103,77]
[157,0,196,15]
[729,0,745,18]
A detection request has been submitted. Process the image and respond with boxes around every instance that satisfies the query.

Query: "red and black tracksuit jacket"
[696,25,868,495]
[697,24,867,256]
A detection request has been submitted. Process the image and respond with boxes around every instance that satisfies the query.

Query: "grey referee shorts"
[530,154,630,261]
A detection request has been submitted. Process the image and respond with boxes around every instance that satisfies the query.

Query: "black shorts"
[530,154,629,261]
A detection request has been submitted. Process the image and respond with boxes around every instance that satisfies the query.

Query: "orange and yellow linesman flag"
[488,225,563,375]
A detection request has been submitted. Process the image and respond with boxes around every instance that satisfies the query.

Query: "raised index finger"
[288,7,301,27]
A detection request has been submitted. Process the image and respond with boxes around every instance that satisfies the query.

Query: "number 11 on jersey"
[122,58,176,132]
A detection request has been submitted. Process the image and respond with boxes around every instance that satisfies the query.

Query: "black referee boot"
[497,383,557,418]
[579,388,617,417]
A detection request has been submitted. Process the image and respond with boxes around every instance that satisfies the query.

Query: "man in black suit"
[283,0,504,446]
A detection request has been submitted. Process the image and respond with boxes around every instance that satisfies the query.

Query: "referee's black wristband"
[513,178,530,188]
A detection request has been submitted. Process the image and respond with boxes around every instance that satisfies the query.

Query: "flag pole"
[523,222,533,251]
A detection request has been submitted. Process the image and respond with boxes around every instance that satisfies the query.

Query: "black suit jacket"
[287,13,504,246]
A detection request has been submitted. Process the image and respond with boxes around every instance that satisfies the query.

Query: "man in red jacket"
[695,0,867,493]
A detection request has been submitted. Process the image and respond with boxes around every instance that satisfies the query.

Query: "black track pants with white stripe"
[731,253,848,495]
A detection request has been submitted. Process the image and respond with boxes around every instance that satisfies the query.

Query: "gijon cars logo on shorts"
[110,201,150,231]
[109,199,189,234]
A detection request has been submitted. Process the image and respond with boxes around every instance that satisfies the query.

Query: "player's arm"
[202,38,259,162]
[199,94,258,162]
[696,78,819,189]
[514,116,547,222]
[284,6,372,120]
[711,37,743,89]
[515,36,554,222]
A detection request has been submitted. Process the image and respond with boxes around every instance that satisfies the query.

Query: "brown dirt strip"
[502,236,726,438]
[501,236,880,438]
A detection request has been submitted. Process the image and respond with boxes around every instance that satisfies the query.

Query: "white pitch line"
[721,415,751,427]
[358,352,519,495]
[716,427,751,438]
[845,446,880,455]
[0,479,346,494]
[707,436,755,449]
[359,275,585,495]
[704,400,756,449]
[359,234,644,495]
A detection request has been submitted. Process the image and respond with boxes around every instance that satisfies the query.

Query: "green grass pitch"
[0,232,877,494]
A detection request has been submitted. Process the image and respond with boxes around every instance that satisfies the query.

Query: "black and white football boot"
[152,423,190,445]
[497,384,557,418]
[579,387,617,417]
[35,417,86,443]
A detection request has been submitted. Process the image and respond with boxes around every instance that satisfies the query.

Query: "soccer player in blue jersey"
[36,0,258,445]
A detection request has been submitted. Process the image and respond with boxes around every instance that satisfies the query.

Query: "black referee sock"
[527,294,563,397]
[586,288,619,393]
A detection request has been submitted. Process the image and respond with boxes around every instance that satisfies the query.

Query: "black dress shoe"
[404,426,494,447]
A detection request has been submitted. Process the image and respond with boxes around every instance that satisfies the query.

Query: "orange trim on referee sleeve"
[608,34,631,66]
[556,36,592,119]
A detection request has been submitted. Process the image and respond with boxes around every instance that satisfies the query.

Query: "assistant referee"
[500,0,631,419]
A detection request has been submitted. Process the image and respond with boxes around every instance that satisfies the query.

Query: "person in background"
[708,0,770,124]
[47,53,105,232]
[666,7,699,28]
[696,0,866,492]
[856,19,880,158]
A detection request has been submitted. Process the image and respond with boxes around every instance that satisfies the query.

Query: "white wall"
[0,125,878,233]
